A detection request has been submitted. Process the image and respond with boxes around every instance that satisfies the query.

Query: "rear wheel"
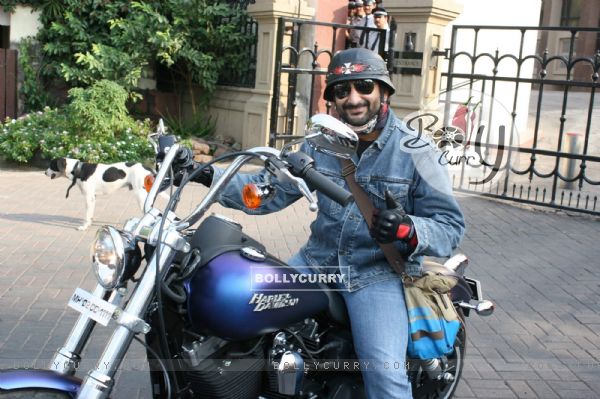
[0,389,70,398]
[409,314,467,399]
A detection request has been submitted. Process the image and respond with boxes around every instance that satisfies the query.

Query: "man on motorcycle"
[175,48,465,399]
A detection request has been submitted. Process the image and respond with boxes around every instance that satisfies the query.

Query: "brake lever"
[265,157,318,212]
[148,119,167,153]
[280,168,318,212]
[148,133,159,153]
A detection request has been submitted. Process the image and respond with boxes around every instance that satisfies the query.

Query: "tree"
[37,0,254,111]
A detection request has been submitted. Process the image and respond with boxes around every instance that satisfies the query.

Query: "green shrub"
[161,111,215,139]
[18,37,50,112]
[67,79,134,140]
[0,108,154,164]
[0,80,155,164]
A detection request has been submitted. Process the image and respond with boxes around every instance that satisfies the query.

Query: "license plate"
[68,288,117,327]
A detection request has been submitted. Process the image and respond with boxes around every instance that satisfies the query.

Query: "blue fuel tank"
[184,215,334,341]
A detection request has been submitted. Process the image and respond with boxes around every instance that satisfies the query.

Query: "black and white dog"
[46,158,155,230]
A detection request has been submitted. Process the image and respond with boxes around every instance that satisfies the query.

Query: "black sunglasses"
[333,79,376,100]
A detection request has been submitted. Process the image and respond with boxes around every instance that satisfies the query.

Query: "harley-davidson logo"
[249,293,299,312]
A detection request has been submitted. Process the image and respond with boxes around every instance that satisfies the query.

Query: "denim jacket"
[212,111,465,291]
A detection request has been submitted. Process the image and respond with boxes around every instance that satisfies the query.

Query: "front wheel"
[409,315,467,399]
[0,389,71,398]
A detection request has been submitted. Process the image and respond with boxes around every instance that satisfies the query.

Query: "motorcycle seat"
[323,290,350,326]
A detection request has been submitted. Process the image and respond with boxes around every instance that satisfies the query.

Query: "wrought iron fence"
[441,25,600,215]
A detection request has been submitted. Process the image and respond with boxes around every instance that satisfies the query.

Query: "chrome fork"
[50,286,126,376]
[76,224,189,399]
[76,243,175,399]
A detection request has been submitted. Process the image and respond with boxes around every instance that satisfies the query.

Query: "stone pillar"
[243,0,315,148]
[384,0,462,118]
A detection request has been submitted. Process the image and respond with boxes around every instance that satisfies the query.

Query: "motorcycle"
[0,114,494,399]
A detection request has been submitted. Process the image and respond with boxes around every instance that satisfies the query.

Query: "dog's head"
[45,158,68,179]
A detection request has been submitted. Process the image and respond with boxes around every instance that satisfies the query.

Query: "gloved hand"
[370,190,418,248]
[172,147,213,187]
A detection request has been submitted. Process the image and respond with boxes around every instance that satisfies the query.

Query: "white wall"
[441,0,542,144]
[0,10,9,26]
[9,6,42,44]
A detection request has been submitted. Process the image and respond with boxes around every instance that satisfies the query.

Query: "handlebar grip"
[303,167,354,207]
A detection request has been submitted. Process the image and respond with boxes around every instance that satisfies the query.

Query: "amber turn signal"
[242,184,262,209]
[144,174,155,193]
[242,183,275,209]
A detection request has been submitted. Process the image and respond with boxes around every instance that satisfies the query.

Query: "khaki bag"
[404,272,461,359]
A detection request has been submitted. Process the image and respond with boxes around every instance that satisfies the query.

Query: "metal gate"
[441,26,600,215]
[0,48,18,120]
[269,17,391,147]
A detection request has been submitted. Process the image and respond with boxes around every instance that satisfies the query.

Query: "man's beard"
[339,99,380,126]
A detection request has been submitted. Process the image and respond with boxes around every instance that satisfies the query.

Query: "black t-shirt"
[357,139,374,159]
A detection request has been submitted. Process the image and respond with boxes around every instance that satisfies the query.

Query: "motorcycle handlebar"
[154,144,353,227]
[302,166,354,207]
[282,151,353,207]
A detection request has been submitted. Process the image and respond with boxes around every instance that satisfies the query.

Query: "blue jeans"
[288,253,412,399]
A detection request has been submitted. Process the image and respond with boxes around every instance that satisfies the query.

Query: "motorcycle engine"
[261,319,361,399]
[177,319,360,399]
[180,335,265,399]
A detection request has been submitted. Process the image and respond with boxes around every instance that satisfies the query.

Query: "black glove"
[370,190,417,247]
[172,147,213,187]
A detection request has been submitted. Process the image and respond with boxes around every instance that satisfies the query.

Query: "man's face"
[363,3,374,15]
[333,79,383,126]
[374,14,387,28]
[356,6,365,16]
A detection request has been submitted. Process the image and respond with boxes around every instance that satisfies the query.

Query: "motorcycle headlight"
[91,226,127,289]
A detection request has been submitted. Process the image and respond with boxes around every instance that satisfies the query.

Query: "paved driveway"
[0,167,599,398]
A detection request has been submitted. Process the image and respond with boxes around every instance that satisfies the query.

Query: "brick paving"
[0,166,599,398]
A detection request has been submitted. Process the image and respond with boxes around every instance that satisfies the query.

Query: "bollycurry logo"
[400,88,520,192]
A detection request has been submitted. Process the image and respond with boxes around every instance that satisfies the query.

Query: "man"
[345,1,359,48]
[358,0,377,48]
[348,0,365,47]
[367,7,391,51]
[347,0,358,23]
[175,48,465,398]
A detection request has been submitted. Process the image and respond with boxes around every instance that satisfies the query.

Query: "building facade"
[537,0,600,83]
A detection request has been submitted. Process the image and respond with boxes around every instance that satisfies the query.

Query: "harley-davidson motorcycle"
[0,114,494,399]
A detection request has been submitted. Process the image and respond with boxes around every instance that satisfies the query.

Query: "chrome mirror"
[475,300,495,316]
[305,114,358,159]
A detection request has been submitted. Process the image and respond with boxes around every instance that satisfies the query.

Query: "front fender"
[0,369,81,396]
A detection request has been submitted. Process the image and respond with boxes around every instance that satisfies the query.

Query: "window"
[554,37,573,73]
[559,37,573,57]
[0,26,8,49]
[560,0,581,27]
